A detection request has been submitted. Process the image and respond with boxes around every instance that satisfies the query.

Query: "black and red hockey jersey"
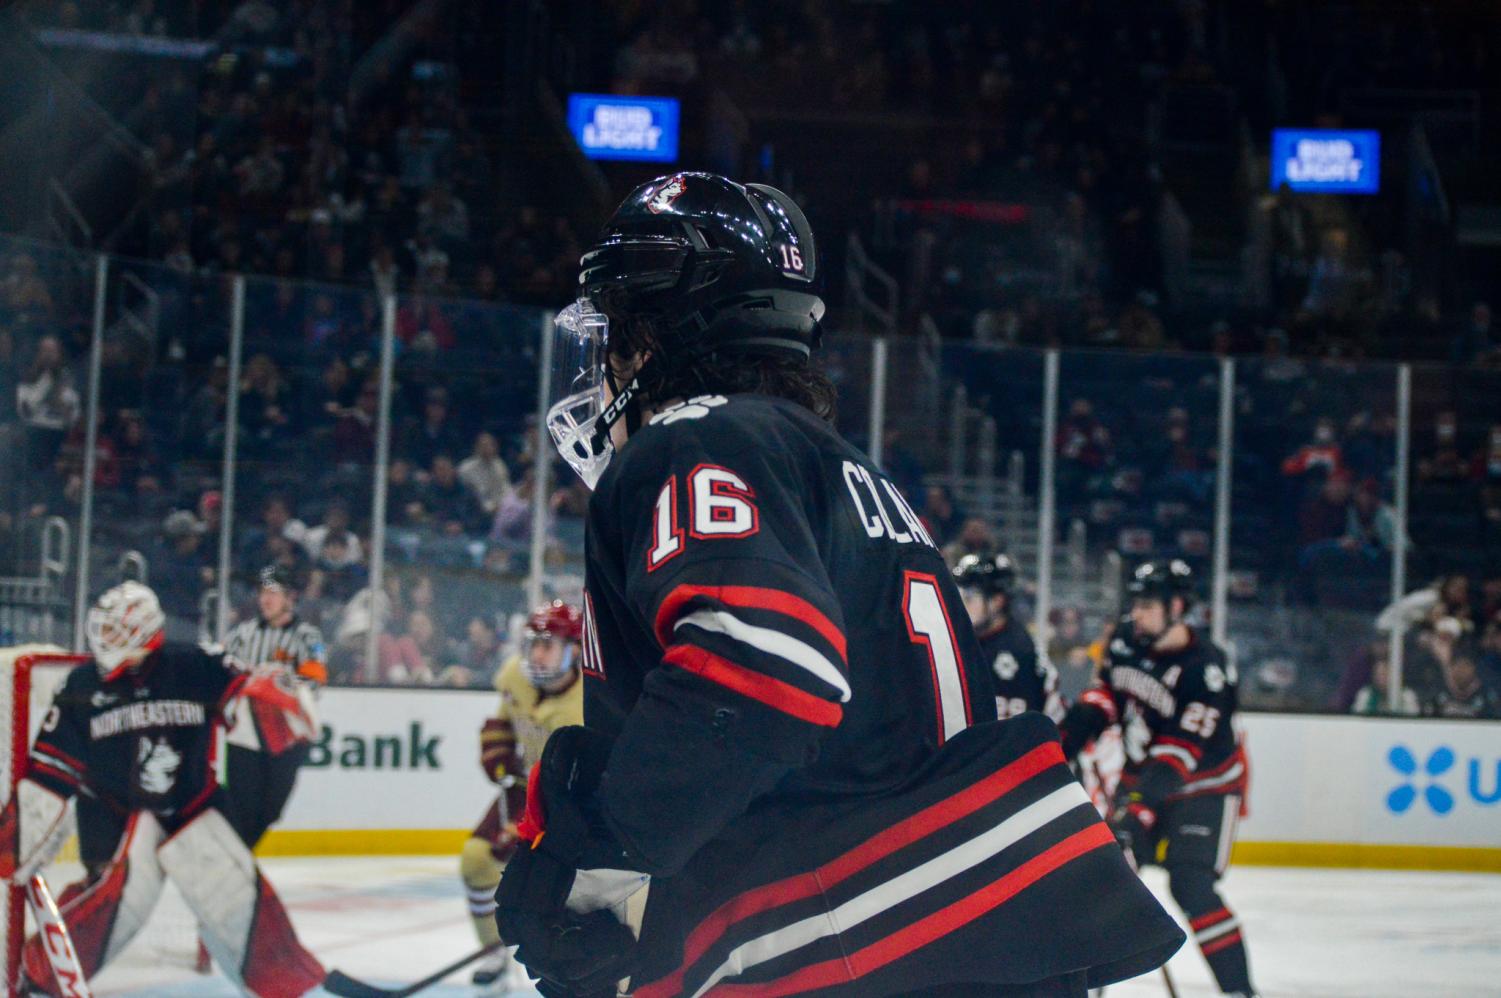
[1060,623,1247,806]
[580,393,1182,995]
[28,644,245,824]
[976,618,1064,723]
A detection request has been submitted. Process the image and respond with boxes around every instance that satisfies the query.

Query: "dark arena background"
[0,1,1497,995]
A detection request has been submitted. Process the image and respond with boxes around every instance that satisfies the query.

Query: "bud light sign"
[568,94,680,163]
[1270,129,1380,195]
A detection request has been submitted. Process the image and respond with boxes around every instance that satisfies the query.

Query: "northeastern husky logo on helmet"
[646,174,687,214]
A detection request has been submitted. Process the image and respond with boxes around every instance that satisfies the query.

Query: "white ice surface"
[79,858,1500,997]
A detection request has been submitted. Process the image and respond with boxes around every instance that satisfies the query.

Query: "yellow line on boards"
[256,829,472,856]
[1233,841,1501,872]
[255,831,1501,873]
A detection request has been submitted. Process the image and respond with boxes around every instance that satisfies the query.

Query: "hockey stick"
[25,873,94,998]
[1160,964,1180,998]
[323,941,507,998]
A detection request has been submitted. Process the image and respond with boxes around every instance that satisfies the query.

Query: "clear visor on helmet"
[521,633,577,691]
[546,298,612,489]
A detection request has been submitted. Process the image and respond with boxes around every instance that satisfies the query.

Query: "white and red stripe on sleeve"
[653,583,850,728]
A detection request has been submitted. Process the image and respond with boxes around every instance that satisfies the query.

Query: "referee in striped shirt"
[222,564,327,847]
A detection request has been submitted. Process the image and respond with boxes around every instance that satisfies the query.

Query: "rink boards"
[265,687,1501,871]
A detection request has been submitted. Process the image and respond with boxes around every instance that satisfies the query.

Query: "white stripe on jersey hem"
[675,608,852,702]
[1148,743,1198,772]
[686,782,1092,998]
[1178,761,1244,796]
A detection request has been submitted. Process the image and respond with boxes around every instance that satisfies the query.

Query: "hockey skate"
[471,946,512,992]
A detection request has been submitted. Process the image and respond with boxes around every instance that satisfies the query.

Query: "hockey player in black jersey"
[954,551,1064,722]
[1059,560,1256,997]
[0,582,324,997]
[493,172,1182,998]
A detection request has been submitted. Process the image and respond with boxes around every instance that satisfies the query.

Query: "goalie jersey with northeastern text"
[581,393,1183,996]
[27,643,246,823]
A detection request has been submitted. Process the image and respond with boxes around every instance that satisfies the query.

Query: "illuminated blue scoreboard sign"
[568,94,680,163]
[1270,129,1381,195]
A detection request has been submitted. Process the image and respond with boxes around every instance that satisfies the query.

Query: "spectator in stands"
[1297,469,1352,552]
[302,500,363,567]
[1480,615,1501,689]
[113,409,166,499]
[420,454,487,536]
[1350,655,1419,717]
[1417,410,1467,484]
[2,253,54,328]
[151,509,214,635]
[181,356,229,460]
[16,335,80,472]
[1056,398,1113,505]
[388,458,426,529]
[459,431,511,516]
[332,378,380,464]
[395,294,457,351]
[447,614,504,687]
[399,386,464,468]
[239,493,308,568]
[1377,575,1473,637]
[488,465,535,555]
[942,517,997,567]
[1335,478,1402,562]
[377,608,440,685]
[1450,301,1496,367]
[237,353,294,456]
[1341,410,1395,483]
[1146,406,1212,505]
[920,485,964,549]
[1280,418,1344,482]
[1047,606,1094,702]
[1426,640,1499,719]
[416,182,470,247]
[1334,639,1388,712]
[1471,424,1501,482]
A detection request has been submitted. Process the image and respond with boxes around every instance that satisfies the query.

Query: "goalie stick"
[323,941,507,998]
[25,873,93,998]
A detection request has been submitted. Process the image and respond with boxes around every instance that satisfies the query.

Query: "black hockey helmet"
[580,172,825,367]
[1126,558,1194,607]
[953,551,1017,598]
[548,173,826,489]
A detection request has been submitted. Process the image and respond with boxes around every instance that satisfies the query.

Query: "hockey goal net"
[0,646,207,995]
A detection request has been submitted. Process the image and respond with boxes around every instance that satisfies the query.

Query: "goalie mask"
[521,601,584,692]
[86,581,166,678]
[546,172,824,488]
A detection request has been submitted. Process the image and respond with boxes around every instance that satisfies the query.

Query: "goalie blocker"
[0,582,324,997]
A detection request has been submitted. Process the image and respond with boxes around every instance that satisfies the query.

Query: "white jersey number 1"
[902,571,971,743]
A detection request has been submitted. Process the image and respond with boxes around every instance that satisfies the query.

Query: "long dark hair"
[603,300,837,424]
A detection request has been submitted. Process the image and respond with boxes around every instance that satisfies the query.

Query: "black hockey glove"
[1107,791,1157,872]
[496,726,638,997]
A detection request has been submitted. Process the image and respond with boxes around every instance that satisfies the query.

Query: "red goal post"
[0,648,88,997]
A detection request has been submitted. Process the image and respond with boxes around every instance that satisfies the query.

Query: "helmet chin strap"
[591,354,664,456]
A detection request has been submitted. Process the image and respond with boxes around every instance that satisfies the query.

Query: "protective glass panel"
[94,255,232,644]
[1053,349,1221,700]
[373,289,548,689]
[1228,357,1397,712]
[0,235,98,647]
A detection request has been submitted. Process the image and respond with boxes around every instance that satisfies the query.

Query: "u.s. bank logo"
[1386,745,1501,816]
[1386,745,1454,815]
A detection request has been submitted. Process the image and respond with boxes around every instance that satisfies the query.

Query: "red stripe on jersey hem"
[709,823,1115,997]
[654,585,847,661]
[663,645,843,728]
[1199,930,1243,956]
[216,672,250,714]
[633,741,1064,998]
[1154,735,1204,758]
[1190,907,1232,930]
[31,741,88,775]
[27,761,83,791]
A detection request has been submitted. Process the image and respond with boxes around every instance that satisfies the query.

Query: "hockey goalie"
[0,582,326,998]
